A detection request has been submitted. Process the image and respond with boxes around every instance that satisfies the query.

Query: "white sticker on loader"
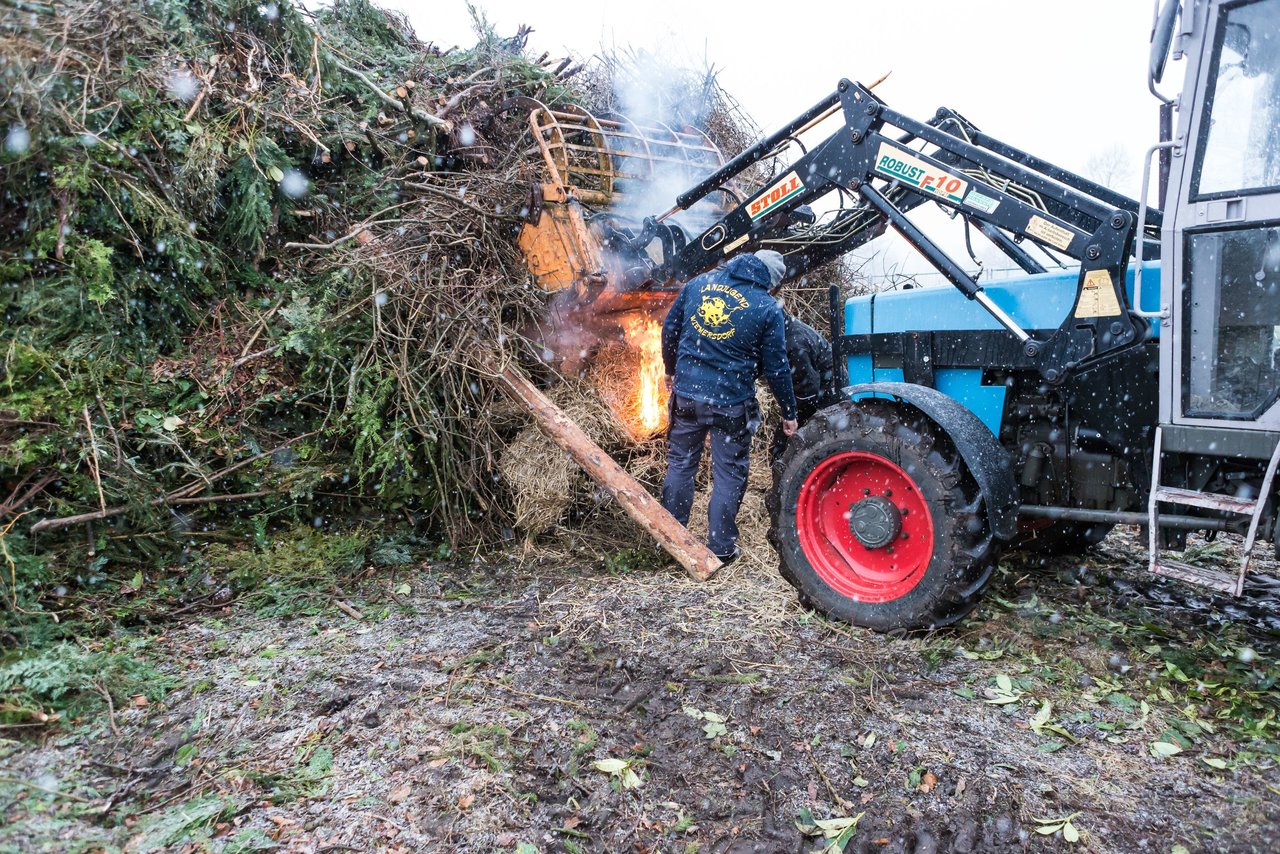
[873,143,968,204]
[964,188,1000,214]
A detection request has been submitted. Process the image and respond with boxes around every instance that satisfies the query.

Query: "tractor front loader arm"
[645,79,1160,384]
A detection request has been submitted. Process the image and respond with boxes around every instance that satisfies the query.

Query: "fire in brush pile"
[621,313,669,439]
[584,308,671,443]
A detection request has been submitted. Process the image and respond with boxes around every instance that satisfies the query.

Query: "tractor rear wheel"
[768,400,997,631]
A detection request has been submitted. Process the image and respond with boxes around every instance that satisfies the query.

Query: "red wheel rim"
[795,451,934,603]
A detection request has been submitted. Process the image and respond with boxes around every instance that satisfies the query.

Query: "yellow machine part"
[516,193,605,294]
[517,101,727,302]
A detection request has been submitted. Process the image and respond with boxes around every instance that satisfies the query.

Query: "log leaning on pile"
[484,353,722,581]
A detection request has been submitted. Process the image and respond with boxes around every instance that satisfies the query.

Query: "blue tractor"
[627,0,1280,630]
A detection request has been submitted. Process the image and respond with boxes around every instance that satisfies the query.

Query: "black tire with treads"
[767,400,999,631]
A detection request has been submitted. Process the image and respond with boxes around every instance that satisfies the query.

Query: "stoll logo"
[748,172,804,221]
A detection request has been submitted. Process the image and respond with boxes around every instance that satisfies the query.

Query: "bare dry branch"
[331,57,451,131]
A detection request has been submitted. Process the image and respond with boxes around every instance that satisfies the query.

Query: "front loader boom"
[639,80,1162,384]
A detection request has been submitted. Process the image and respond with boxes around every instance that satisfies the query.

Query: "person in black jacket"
[660,250,798,563]
[767,284,834,461]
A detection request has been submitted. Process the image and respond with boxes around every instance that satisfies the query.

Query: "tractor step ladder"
[1147,426,1280,596]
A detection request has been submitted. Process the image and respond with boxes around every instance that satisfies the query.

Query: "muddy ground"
[3,529,1279,853]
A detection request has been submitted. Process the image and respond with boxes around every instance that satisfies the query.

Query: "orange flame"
[621,315,669,439]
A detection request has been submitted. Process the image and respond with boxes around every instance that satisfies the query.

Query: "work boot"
[715,546,741,566]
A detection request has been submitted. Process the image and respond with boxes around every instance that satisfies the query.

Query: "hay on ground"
[498,386,625,535]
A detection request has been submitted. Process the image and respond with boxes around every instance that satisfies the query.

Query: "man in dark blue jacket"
[660,250,798,563]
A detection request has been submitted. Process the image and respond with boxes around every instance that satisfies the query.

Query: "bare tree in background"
[1086,144,1135,191]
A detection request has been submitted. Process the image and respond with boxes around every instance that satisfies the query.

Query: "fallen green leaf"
[1033,811,1084,842]
[958,646,1005,660]
[593,757,641,789]
[1034,812,1080,827]
[814,816,861,833]
[795,810,865,845]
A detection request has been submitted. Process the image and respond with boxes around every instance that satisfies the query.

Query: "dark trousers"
[661,395,759,558]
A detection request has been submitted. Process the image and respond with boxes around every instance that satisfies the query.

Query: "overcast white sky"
[388,0,1176,279]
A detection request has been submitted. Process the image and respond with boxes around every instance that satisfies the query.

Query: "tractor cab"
[1161,0,1280,432]
[1149,0,1280,593]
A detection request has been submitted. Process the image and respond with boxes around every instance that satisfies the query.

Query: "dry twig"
[331,57,451,130]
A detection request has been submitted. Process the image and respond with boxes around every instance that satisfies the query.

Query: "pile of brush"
[1,0,567,559]
[2,0,830,616]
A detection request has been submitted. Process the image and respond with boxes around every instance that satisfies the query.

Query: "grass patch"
[446,722,514,772]
[198,526,374,616]
[602,548,669,576]
[127,794,236,852]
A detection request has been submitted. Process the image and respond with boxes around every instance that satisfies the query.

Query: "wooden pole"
[493,363,722,582]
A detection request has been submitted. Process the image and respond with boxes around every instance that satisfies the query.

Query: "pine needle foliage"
[0,0,582,626]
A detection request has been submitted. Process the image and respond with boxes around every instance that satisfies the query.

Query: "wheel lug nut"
[863,488,871,496]
[884,489,893,497]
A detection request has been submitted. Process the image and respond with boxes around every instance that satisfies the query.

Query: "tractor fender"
[845,382,1019,541]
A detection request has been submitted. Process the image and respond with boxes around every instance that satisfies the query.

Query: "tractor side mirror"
[1150,0,1181,84]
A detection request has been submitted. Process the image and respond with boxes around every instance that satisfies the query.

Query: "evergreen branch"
[28,433,319,535]
[0,0,55,14]
[28,492,279,535]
